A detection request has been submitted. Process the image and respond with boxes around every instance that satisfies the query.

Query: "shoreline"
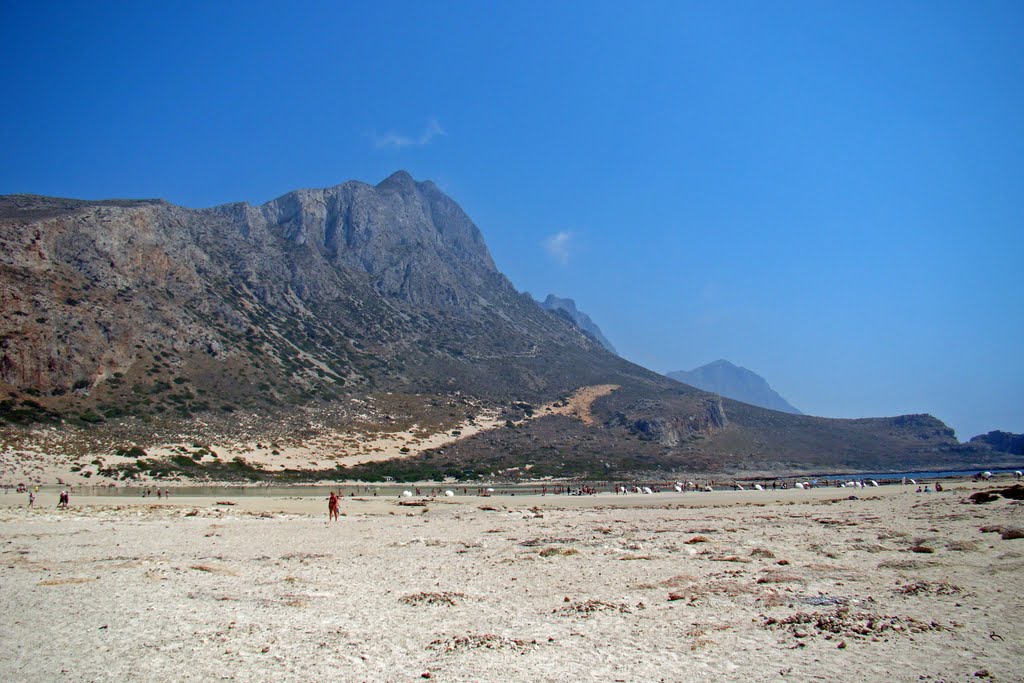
[3,475,1016,517]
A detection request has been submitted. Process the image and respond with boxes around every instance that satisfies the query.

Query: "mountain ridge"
[538,294,617,354]
[0,173,1014,482]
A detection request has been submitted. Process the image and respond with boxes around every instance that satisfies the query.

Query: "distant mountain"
[538,294,617,355]
[667,360,802,415]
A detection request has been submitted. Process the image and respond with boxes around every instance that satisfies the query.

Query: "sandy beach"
[2,479,1022,682]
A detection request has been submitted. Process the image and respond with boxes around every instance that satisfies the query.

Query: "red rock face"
[0,178,606,413]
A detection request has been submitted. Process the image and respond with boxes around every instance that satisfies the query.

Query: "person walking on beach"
[328,491,339,522]
[28,491,35,507]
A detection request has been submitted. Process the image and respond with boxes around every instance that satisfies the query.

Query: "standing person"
[328,491,339,522]
[28,490,35,507]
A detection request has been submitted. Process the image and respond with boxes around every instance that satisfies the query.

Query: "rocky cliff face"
[538,294,617,355]
[0,172,605,410]
[667,360,801,415]
[0,173,1008,477]
[970,431,1024,456]
[254,172,499,309]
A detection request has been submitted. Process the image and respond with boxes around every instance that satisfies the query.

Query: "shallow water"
[18,466,1022,498]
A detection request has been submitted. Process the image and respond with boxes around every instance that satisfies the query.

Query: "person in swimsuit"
[328,491,339,522]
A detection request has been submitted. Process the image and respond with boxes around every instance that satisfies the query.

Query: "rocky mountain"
[538,294,617,354]
[0,172,1013,482]
[969,431,1024,456]
[667,360,801,415]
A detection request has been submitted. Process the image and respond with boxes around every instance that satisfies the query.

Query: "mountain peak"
[667,360,801,415]
[376,170,418,192]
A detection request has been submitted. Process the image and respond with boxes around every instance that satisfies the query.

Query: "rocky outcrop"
[609,396,727,447]
[970,431,1024,455]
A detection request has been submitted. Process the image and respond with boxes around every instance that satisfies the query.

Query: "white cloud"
[374,118,446,149]
[542,230,573,265]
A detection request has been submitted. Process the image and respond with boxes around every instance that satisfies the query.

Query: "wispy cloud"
[373,118,446,149]
[542,230,573,265]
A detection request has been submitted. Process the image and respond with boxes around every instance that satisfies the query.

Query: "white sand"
[2,479,1022,681]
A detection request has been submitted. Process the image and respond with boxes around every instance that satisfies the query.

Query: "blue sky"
[2,1,1021,439]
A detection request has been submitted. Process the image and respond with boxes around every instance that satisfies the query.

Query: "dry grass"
[428,633,536,654]
[764,607,950,640]
[555,599,633,616]
[400,591,466,606]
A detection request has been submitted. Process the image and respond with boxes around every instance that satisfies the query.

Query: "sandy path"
[543,383,618,425]
[2,478,1021,682]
